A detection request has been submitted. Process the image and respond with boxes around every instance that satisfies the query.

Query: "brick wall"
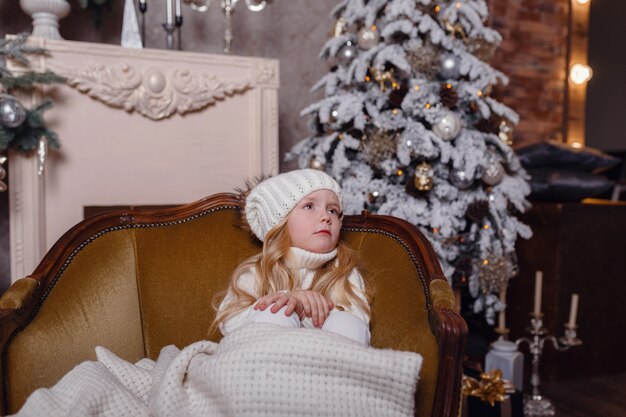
[489,0,571,148]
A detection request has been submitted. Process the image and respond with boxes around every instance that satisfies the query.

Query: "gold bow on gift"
[462,369,507,406]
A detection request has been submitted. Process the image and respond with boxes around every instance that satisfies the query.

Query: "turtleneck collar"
[286,246,338,270]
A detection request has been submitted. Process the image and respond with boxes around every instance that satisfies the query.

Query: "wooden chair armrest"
[0,278,38,310]
[430,279,456,310]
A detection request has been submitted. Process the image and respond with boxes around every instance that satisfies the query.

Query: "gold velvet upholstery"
[0,194,466,417]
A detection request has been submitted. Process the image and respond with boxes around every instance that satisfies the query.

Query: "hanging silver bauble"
[432,111,462,140]
[357,26,380,50]
[245,0,267,12]
[337,41,358,66]
[482,159,505,185]
[449,168,473,189]
[0,94,27,128]
[439,52,461,80]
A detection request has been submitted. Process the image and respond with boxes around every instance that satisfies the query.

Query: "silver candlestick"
[515,313,582,416]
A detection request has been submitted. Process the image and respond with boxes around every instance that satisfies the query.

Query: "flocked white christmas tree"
[287,0,532,324]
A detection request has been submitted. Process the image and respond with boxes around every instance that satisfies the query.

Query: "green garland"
[0,34,65,152]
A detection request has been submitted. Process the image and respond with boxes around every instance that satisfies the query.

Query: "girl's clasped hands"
[254,290,334,328]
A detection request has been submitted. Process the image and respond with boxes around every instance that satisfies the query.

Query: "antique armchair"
[0,193,467,416]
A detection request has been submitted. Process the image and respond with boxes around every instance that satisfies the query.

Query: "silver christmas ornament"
[439,52,461,80]
[0,94,27,128]
[337,41,358,66]
[482,159,505,185]
[432,111,462,140]
[449,168,473,189]
[245,0,267,12]
[357,26,380,50]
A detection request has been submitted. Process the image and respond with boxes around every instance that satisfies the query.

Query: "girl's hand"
[286,290,334,328]
[254,291,334,328]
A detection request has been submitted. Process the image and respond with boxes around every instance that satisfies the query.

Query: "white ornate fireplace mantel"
[7,37,279,282]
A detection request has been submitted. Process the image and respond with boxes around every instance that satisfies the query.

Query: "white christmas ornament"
[357,26,380,50]
[432,111,462,140]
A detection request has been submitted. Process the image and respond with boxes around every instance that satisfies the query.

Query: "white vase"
[19,0,71,40]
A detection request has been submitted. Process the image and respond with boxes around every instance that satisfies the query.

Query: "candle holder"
[515,313,582,416]
[183,0,269,54]
[163,22,176,50]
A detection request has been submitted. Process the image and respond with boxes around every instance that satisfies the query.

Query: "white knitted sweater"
[219,246,370,335]
[13,324,422,417]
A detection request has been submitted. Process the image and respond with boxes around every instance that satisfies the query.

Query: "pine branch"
[0,71,66,90]
[0,100,59,151]
[0,33,47,66]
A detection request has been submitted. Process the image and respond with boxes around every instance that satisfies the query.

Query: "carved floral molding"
[52,63,252,120]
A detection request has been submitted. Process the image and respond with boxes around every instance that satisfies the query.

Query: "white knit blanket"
[13,324,422,417]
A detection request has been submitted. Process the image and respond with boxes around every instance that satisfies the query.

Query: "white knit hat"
[245,169,342,241]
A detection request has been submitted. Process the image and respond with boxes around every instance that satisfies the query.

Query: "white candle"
[175,0,182,18]
[498,286,507,330]
[533,271,543,316]
[568,293,579,327]
[166,0,173,24]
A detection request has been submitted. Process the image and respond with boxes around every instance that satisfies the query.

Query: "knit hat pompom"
[244,169,342,242]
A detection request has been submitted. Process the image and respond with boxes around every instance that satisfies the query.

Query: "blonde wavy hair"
[210,218,371,335]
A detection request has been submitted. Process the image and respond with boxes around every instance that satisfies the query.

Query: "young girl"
[212,169,371,345]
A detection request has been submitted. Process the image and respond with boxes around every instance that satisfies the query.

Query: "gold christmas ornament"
[414,162,434,191]
[370,67,399,92]
[332,17,347,37]
[498,120,513,146]
[444,20,466,39]
[478,255,515,294]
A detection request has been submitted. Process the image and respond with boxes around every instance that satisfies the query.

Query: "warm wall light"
[570,141,584,149]
[575,0,591,5]
[570,63,593,85]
